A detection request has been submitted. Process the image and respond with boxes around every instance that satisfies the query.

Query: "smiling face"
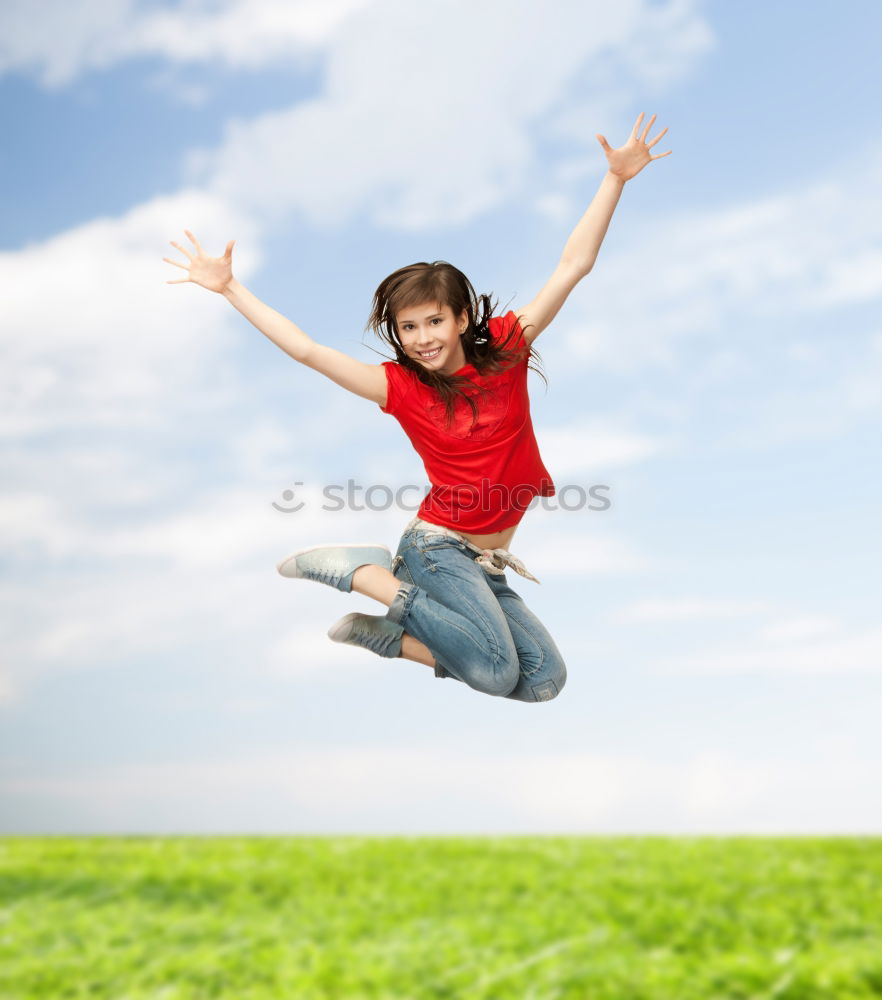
[396,301,469,375]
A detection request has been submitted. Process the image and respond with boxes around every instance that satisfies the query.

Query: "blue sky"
[2,0,881,834]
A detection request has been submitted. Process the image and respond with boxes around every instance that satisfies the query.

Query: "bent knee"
[486,666,522,698]
[468,653,521,698]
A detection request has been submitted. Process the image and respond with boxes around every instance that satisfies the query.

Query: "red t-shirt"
[379,310,555,532]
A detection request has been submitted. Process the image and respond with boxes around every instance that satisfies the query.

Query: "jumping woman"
[164,112,671,703]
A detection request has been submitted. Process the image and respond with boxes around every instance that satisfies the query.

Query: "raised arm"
[163,230,387,406]
[515,112,671,348]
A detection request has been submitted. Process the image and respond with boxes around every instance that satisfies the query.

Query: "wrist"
[222,277,242,300]
[605,169,627,187]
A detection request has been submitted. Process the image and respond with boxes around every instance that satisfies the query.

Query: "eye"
[431,318,442,324]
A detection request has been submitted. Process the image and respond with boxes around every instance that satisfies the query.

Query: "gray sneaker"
[328,612,404,658]
[276,543,392,593]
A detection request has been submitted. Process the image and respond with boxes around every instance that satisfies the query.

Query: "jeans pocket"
[391,552,415,585]
[415,534,471,572]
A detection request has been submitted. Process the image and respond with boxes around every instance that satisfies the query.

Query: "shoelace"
[351,621,385,654]
[306,567,345,588]
[350,616,402,656]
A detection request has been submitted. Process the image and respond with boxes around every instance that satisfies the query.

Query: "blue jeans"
[383,523,567,703]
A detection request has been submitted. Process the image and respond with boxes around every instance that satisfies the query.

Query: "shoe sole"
[276,543,392,577]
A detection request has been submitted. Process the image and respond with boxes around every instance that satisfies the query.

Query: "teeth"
[418,347,441,358]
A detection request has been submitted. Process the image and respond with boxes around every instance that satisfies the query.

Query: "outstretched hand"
[596,112,671,182]
[163,230,235,293]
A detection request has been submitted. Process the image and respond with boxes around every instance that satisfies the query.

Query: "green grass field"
[2,836,881,999]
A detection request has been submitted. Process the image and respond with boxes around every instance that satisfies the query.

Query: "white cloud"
[197,0,712,230]
[0,471,412,702]
[0,188,261,436]
[1,0,714,109]
[4,746,880,833]
[514,522,652,577]
[538,419,672,476]
[611,597,770,624]
[0,556,367,707]
[844,331,882,410]
[1,474,407,571]
[533,193,574,224]
[539,146,882,377]
[134,0,375,66]
[758,615,839,642]
[0,0,136,88]
[745,326,882,443]
[809,248,882,308]
[0,0,376,88]
[653,625,882,676]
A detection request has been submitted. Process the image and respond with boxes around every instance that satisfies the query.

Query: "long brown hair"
[365,260,547,427]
